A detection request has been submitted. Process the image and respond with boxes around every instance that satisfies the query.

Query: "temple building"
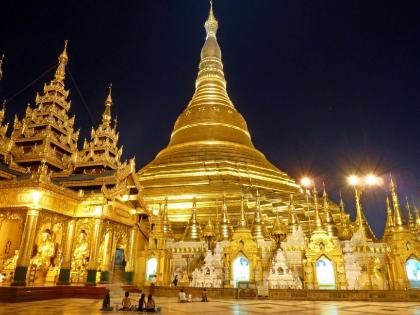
[0,2,419,293]
[0,44,144,286]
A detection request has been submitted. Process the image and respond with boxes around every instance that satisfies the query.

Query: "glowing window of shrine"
[405,258,420,288]
[316,256,336,289]
[146,257,158,281]
[233,256,249,288]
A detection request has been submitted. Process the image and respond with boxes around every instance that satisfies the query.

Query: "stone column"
[57,219,76,284]
[86,218,102,285]
[125,227,138,284]
[99,230,113,283]
[12,208,40,286]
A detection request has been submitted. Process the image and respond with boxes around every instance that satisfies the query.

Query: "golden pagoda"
[137,1,343,237]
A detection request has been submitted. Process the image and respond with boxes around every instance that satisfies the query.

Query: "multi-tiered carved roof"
[75,84,123,174]
[11,41,79,173]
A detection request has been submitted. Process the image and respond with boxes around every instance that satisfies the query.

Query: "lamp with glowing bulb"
[31,190,42,208]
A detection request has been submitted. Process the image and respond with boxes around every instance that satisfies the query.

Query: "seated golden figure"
[2,249,19,270]
[31,229,55,270]
[72,230,89,272]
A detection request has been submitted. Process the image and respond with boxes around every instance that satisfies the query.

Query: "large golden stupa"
[138,4,337,231]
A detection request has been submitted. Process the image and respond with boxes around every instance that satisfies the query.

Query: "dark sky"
[0,1,419,237]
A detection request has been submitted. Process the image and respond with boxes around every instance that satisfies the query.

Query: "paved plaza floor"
[0,297,419,315]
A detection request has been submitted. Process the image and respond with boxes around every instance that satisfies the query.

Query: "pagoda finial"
[322,185,338,238]
[383,195,394,240]
[238,193,249,229]
[413,203,420,232]
[183,197,202,241]
[162,196,173,238]
[389,175,407,230]
[312,186,323,231]
[0,54,4,81]
[406,197,416,234]
[205,0,218,38]
[102,83,113,127]
[287,194,300,235]
[218,192,233,240]
[54,40,69,81]
[251,188,267,240]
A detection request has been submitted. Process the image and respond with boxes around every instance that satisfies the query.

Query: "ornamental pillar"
[99,230,113,283]
[57,219,76,284]
[86,218,102,285]
[125,227,138,284]
[12,208,40,286]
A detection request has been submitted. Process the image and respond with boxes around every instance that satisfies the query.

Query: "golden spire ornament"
[161,197,173,239]
[406,197,416,234]
[312,186,324,232]
[389,176,407,230]
[287,194,300,235]
[383,196,395,240]
[251,189,268,240]
[322,186,338,238]
[54,40,69,82]
[218,193,233,241]
[205,0,218,38]
[102,83,113,128]
[338,191,351,240]
[237,193,249,230]
[183,198,202,241]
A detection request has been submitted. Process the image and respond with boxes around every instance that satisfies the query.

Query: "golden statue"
[31,229,55,270]
[72,230,89,272]
[2,249,19,270]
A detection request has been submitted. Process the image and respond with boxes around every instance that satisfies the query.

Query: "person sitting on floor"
[120,291,131,311]
[178,288,187,303]
[138,293,146,311]
[201,288,208,302]
[146,294,156,312]
[100,289,113,311]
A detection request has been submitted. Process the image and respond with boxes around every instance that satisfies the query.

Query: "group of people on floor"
[122,291,158,312]
[178,288,208,303]
[101,290,159,312]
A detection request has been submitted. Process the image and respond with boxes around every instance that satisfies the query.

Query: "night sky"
[0,1,419,237]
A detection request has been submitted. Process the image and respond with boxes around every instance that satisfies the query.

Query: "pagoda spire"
[338,192,351,240]
[287,194,300,235]
[383,196,395,241]
[218,193,233,240]
[54,40,69,82]
[0,54,4,81]
[102,83,113,128]
[406,197,416,234]
[251,189,268,240]
[389,176,407,230]
[322,185,338,238]
[161,197,173,238]
[183,198,202,241]
[237,193,249,230]
[353,186,376,240]
[205,0,218,38]
[10,41,79,173]
[76,84,122,172]
[312,186,324,232]
[168,0,254,148]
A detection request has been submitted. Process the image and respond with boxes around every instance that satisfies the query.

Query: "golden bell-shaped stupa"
[138,3,303,232]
